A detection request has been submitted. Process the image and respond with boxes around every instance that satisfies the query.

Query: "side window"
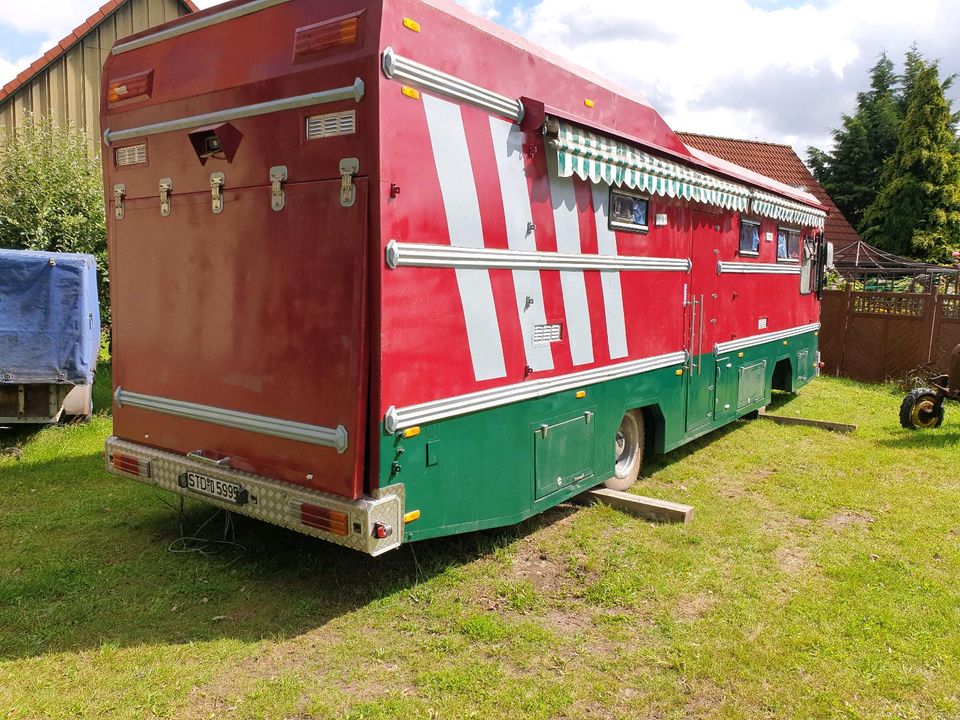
[777,227,801,260]
[739,219,760,255]
[800,235,816,294]
[609,188,649,233]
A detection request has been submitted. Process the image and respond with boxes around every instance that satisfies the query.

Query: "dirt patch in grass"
[511,547,567,595]
[543,607,594,634]
[824,511,874,529]
[673,592,718,621]
[775,545,809,574]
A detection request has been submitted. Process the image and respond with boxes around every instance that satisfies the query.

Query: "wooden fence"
[820,289,960,382]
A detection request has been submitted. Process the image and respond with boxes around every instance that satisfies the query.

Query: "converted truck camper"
[101,0,829,555]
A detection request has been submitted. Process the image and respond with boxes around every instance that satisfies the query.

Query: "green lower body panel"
[380,331,818,543]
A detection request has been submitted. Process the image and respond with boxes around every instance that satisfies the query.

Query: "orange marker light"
[293,14,361,60]
[575,390,586,399]
[107,70,153,104]
[584,98,595,108]
[404,510,421,523]
[401,86,421,100]
[402,17,421,32]
[402,426,421,438]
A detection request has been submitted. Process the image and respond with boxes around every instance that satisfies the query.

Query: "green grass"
[2,370,960,719]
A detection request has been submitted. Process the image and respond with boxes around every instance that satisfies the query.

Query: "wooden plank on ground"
[573,487,693,524]
[757,408,856,433]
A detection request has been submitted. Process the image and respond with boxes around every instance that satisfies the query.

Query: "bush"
[0,114,108,321]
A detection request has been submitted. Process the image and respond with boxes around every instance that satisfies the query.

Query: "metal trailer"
[100,0,829,555]
[0,250,99,425]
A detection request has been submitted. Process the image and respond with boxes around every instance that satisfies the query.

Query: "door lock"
[159,178,172,217]
[270,165,287,212]
[210,172,225,214]
[113,184,126,220]
[340,157,359,208]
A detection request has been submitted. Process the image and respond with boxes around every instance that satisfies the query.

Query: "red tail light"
[110,452,151,477]
[300,504,349,536]
[107,70,153,104]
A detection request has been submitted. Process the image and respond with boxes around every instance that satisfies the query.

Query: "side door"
[685,212,720,434]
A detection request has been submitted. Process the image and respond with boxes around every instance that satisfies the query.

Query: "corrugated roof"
[0,0,199,104]
[676,132,862,250]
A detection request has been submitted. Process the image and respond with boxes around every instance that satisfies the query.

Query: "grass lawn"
[1,367,959,719]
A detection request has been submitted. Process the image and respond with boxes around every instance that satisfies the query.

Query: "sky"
[1,0,958,158]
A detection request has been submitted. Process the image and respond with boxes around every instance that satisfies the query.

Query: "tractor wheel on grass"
[606,411,644,491]
[899,388,944,429]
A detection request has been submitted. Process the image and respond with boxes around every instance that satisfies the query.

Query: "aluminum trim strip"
[112,0,293,55]
[717,261,802,275]
[384,350,687,432]
[382,47,523,122]
[714,323,821,355]
[114,388,348,453]
[385,241,691,273]
[103,79,365,145]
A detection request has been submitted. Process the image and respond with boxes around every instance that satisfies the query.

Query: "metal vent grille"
[305,110,356,140]
[115,143,147,167]
[533,323,563,346]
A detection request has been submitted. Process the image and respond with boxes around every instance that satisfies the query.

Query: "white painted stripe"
[423,95,506,382]
[385,350,686,432]
[591,184,629,360]
[547,159,594,366]
[489,118,554,372]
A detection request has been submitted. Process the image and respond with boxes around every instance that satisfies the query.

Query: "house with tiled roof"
[676,132,862,254]
[0,0,197,144]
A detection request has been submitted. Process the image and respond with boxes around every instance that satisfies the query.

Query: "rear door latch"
[159,177,172,217]
[210,172,225,214]
[113,184,126,220]
[270,165,287,212]
[339,157,359,208]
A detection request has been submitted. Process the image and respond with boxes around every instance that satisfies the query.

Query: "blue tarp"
[0,249,100,385]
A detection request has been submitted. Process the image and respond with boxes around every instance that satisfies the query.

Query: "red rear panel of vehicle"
[102,0,382,499]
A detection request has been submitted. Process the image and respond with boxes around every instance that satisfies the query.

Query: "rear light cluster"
[107,70,153,104]
[109,452,151,478]
[299,503,349,536]
[293,12,363,62]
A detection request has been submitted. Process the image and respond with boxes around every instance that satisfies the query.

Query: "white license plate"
[180,470,245,504]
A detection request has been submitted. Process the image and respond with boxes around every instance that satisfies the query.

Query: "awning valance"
[548,120,826,229]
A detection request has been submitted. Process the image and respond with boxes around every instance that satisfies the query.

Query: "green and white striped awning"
[549,120,825,228]
[751,190,826,229]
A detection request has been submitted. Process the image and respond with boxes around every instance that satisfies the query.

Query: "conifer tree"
[808,53,900,229]
[861,65,960,261]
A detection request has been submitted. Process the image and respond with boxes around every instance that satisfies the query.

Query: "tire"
[605,411,644,491]
[899,388,944,429]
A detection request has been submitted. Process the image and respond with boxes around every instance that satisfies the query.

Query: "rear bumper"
[104,436,404,556]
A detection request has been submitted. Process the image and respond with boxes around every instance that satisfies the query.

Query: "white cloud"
[512,0,959,155]
[454,0,501,19]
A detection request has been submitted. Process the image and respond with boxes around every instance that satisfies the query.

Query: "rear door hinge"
[210,172,225,214]
[339,157,359,208]
[159,177,172,217]
[270,165,287,212]
[113,184,126,220]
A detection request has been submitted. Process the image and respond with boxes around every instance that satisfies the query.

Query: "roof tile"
[676,132,863,251]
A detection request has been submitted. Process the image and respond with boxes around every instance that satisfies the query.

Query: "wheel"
[899,388,944,429]
[605,411,644,491]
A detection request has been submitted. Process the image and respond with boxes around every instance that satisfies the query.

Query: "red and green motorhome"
[101,0,829,555]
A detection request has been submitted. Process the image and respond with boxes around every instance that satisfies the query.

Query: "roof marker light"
[584,98,595,108]
[107,70,153,104]
[401,86,421,100]
[402,17,421,32]
[575,390,586,399]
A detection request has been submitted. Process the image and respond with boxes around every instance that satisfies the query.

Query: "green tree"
[807,53,901,230]
[861,65,960,262]
[0,114,108,317]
